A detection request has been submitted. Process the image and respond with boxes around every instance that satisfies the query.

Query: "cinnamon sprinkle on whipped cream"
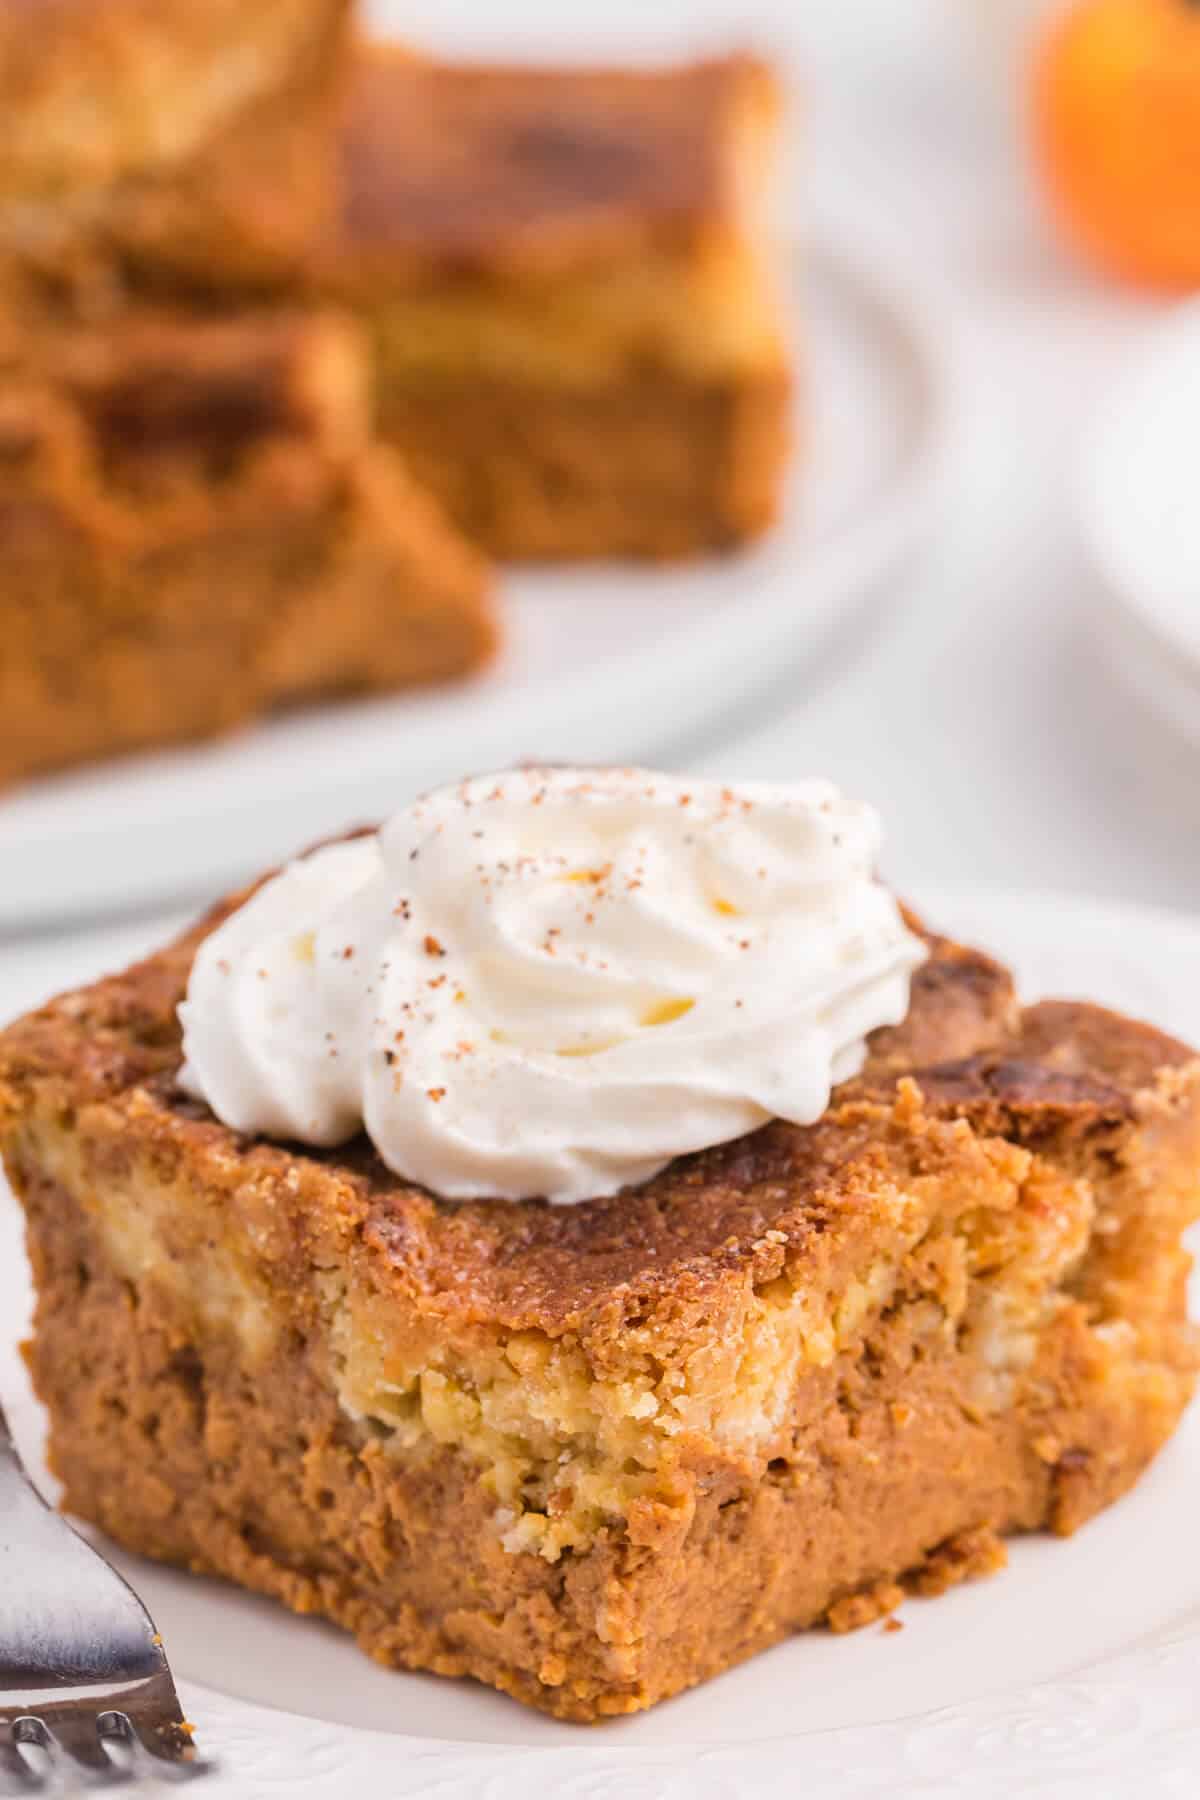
[178,767,926,1203]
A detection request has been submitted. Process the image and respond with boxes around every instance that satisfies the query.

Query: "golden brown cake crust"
[324,48,780,284]
[0,900,1189,1339]
[98,76,344,293]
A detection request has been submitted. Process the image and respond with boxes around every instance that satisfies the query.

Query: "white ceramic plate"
[0,232,953,934]
[1080,299,1200,748]
[2,886,1199,1799]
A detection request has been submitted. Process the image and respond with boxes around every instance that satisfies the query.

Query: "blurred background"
[3,0,1199,924]
[368,0,1199,911]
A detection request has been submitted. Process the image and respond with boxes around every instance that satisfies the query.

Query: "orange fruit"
[1033,0,1200,292]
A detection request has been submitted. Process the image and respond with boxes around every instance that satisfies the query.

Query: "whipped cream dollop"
[178,768,926,1204]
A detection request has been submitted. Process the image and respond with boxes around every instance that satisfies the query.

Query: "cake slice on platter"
[309,49,794,560]
[1,771,1195,1720]
[0,312,495,785]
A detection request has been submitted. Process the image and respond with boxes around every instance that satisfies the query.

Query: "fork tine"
[14,1713,121,1786]
[0,1399,209,1786]
[107,1675,199,1771]
[98,1711,202,1784]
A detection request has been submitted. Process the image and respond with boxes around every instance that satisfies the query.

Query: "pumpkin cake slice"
[1,881,1195,1720]
[0,311,495,785]
[309,47,794,560]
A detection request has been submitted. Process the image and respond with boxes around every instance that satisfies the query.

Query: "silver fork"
[0,1401,207,1791]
